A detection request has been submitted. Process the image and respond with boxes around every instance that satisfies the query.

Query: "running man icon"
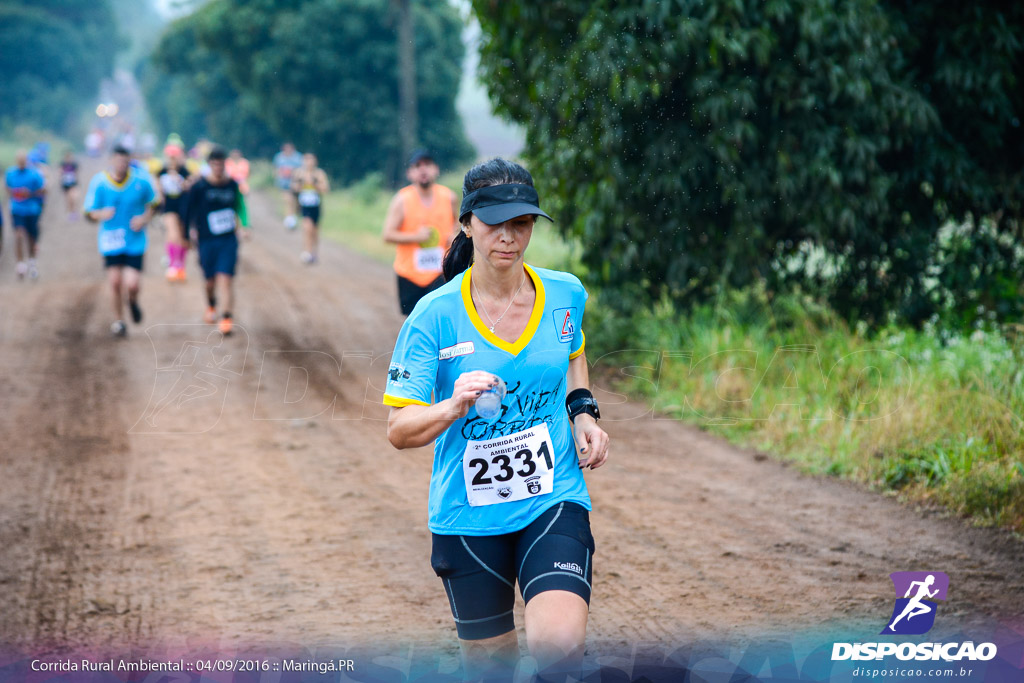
[889,575,938,630]
[881,571,949,635]
[131,325,249,434]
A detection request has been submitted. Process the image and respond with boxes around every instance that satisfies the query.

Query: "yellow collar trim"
[461,263,545,356]
[105,170,131,188]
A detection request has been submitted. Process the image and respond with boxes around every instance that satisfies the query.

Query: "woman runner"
[384,158,609,680]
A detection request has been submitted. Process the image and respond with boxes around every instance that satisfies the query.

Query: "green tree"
[473,0,1024,328]
[140,6,279,158]
[193,0,473,183]
[0,0,121,133]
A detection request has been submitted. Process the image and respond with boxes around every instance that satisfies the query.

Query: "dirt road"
[1,174,1021,661]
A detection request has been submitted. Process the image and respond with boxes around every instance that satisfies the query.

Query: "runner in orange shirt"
[225,149,250,195]
[381,149,459,315]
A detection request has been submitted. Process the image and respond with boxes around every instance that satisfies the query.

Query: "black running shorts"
[397,274,445,316]
[300,205,321,225]
[430,501,595,640]
[103,253,144,270]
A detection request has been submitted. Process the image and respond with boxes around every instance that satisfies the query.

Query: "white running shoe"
[300,251,315,264]
[27,259,39,280]
[15,261,27,280]
[110,320,128,337]
[284,215,297,230]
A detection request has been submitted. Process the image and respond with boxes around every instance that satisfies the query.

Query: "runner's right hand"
[94,207,116,221]
[415,226,434,243]
[449,371,500,419]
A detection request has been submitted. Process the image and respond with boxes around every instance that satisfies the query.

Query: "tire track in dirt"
[0,283,138,650]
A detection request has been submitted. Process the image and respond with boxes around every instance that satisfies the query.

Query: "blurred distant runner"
[382,148,458,315]
[60,150,80,221]
[27,144,50,216]
[157,144,193,282]
[139,132,157,158]
[225,149,250,195]
[273,142,303,230]
[290,152,330,264]
[166,134,202,178]
[84,145,160,337]
[85,129,103,158]
[5,150,46,280]
[184,146,251,336]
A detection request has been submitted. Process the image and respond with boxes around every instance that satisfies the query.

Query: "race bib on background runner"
[208,208,236,235]
[414,247,443,272]
[99,228,127,253]
[298,189,320,207]
[160,173,183,196]
[463,423,555,506]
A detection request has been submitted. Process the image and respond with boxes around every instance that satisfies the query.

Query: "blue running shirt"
[384,264,591,535]
[5,167,45,216]
[83,170,157,256]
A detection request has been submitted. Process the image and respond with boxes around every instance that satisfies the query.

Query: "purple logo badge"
[881,571,949,635]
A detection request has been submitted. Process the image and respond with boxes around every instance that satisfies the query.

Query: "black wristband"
[566,388,601,423]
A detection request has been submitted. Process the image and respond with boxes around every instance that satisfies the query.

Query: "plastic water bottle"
[475,377,506,420]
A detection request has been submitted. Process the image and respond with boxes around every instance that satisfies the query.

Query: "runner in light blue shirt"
[384,158,610,680]
[83,145,159,337]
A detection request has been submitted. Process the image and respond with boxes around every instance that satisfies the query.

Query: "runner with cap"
[382,148,459,315]
[156,144,194,282]
[83,145,160,336]
[290,152,330,264]
[384,157,609,681]
[183,145,251,336]
[5,150,46,280]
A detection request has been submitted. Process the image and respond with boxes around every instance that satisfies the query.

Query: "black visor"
[459,183,553,225]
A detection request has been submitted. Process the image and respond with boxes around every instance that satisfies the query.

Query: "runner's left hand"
[573,414,609,470]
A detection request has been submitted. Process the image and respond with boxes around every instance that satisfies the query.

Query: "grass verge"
[587,286,1024,533]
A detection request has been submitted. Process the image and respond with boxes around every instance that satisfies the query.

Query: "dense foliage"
[143,0,473,183]
[473,0,1024,329]
[139,6,279,160]
[0,0,121,133]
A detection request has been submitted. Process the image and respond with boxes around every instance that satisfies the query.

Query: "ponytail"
[443,229,473,281]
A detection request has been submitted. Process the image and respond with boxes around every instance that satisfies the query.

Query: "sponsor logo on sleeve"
[387,363,411,386]
[551,307,576,343]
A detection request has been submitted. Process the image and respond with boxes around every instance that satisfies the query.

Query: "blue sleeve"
[83,175,103,213]
[141,177,156,206]
[383,310,439,407]
[569,283,588,359]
